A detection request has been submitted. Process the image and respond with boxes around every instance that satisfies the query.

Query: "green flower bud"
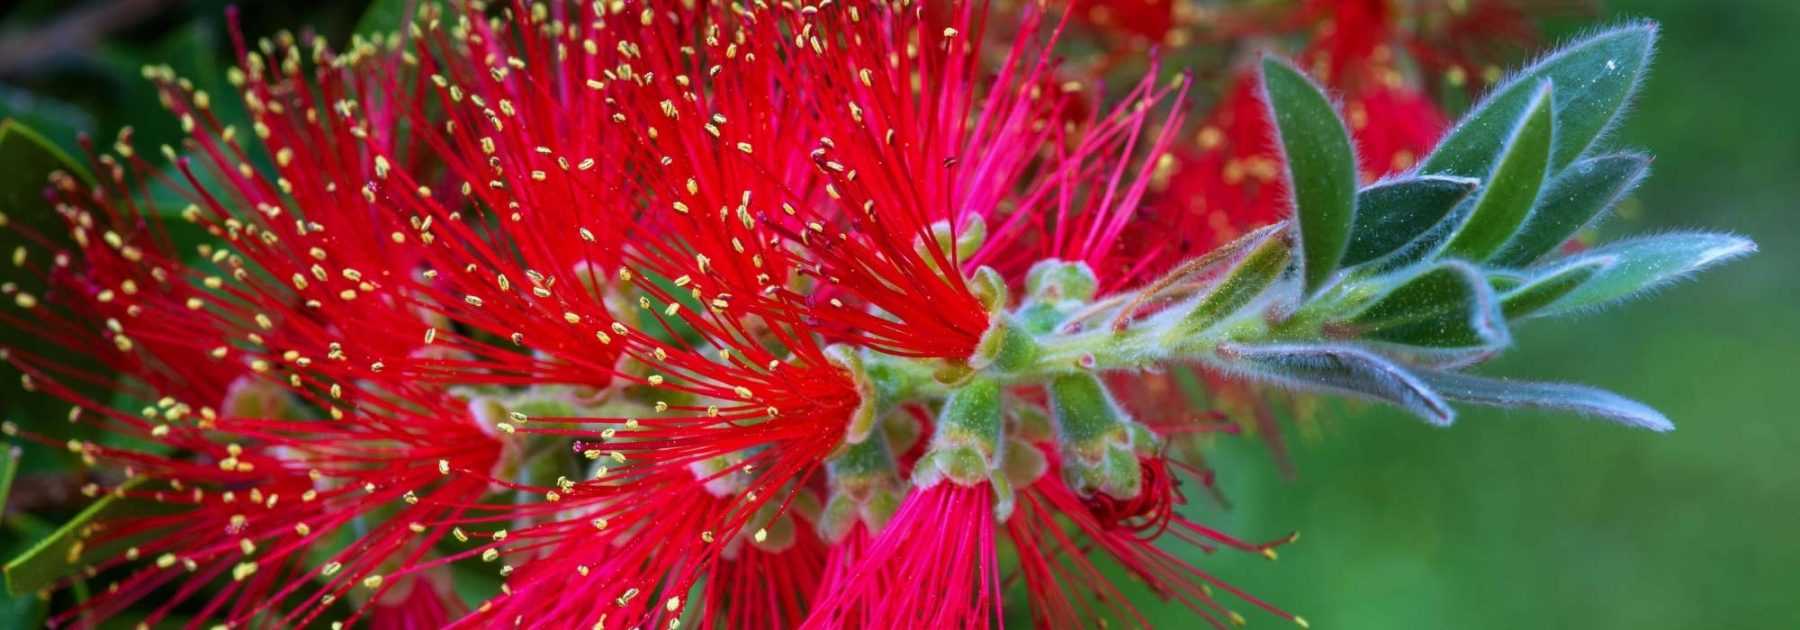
[1025,259,1098,303]
[1046,373,1144,500]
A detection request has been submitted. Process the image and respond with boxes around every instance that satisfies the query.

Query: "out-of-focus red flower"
[2,1,1555,627]
[1071,0,1181,43]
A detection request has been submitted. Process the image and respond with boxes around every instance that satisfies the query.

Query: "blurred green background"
[0,1,1794,628]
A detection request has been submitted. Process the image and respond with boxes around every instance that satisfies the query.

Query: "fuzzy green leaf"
[1175,229,1291,337]
[1338,261,1510,350]
[1499,259,1607,319]
[1261,58,1358,295]
[1421,23,1656,176]
[1526,232,1756,317]
[1417,370,1672,432]
[1487,272,1527,293]
[1491,153,1649,267]
[1443,83,1556,261]
[1216,343,1453,426]
[1343,175,1479,266]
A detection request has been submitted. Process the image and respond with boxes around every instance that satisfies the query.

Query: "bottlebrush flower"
[0,25,524,628]
[0,2,1753,630]
[806,483,1004,628]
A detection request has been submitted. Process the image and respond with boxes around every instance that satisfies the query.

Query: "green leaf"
[1260,58,1358,295]
[1491,153,1649,267]
[1487,271,1526,293]
[0,590,45,630]
[1174,229,1291,337]
[1442,82,1555,261]
[0,119,111,469]
[1499,259,1606,319]
[1358,201,1469,273]
[0,86,93,152]
[1337,261,1510,350]
[1215,343,1453,426]
[1421,23,1657,176]
[1526,232,1756,317]
[4,478,182,596]
[0,118,94,193]
[0,446,18,514]
[1417,370,1672,432]
[1343,175,1478,267]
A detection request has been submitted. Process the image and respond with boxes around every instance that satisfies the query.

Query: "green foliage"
[0,118,92,191]
[1416,370,1672,431]
[1442,83,1556,261]
[1151,25,1747,434]
[1522,232,1756,317]
[1491,153,1649,266]
[1343,176,1477,266]
[1004,27,1740,449]
[0,120,108,474]
[1218,343,1454,426]
[1338,262,1508,350]
[1496,259,1605,318]
[1260,58,1359,296]
[1421,24,1656,176]
[0,448,17,519]
[1174,230,1291,337]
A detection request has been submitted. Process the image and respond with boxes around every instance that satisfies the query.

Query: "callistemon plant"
[0,1,1755,628]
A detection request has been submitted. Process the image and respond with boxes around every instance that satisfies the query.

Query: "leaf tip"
[1601,394,1675,432]
[1695,234,1758,267]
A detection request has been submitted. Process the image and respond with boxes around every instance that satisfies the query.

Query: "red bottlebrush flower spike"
[1011,456,1305,629]
[2,351,503,628]
[0,1,1740,628]
[701,505,829,630]
[426,292,859,627]
[758,2,1051,359]
[974,68,1193,294]
[804,484,1003,629]
[456,348,858,628]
